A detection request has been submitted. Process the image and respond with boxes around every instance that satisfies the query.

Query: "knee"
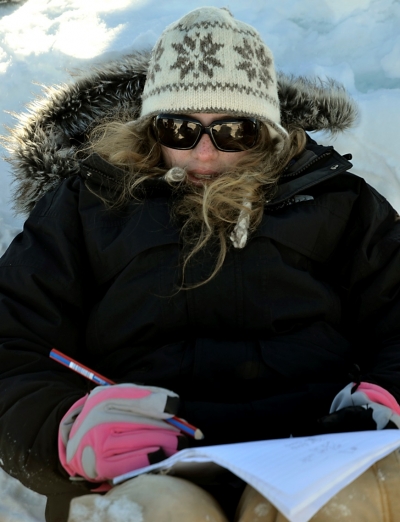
[234,484,286,522]
[68,474,229,522]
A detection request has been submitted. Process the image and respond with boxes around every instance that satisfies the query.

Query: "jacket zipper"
[281,151,333,179]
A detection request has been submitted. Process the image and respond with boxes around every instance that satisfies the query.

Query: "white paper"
[112,431,400,522]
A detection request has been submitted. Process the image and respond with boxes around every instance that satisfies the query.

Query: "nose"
[193,133,219,159]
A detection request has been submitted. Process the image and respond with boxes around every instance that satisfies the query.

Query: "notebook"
[111,430,400,522]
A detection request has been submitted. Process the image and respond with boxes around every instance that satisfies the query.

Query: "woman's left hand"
[318,382,400,433]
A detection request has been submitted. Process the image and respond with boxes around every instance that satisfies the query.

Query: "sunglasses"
[152,114,260,152]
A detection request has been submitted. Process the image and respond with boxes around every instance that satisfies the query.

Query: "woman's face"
[160,113,250,186]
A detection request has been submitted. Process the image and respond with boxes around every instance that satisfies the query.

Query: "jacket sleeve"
[0,176,93,497]
[335,175,400,402]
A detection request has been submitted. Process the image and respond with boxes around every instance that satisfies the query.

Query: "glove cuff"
[58,395,88,477]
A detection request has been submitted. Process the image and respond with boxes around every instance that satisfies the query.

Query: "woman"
[1,6,400,522]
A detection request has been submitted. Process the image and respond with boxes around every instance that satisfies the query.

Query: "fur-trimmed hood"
[2,50,358,215]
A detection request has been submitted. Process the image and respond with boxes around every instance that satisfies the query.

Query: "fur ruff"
[1,50,358,216]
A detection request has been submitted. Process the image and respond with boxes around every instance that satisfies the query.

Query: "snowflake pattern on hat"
[234,38,273,89]
[171,33,224,80]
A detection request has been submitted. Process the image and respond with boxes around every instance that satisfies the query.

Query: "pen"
[50,348,204,440]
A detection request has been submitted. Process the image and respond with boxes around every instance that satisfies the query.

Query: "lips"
[187,170,220,185]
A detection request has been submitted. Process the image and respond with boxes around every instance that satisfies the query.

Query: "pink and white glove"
[330,382,400,428]
[58,384,187,482]
[318,382,400,433]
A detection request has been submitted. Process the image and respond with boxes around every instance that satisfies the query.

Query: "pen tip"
[194,429,204,440]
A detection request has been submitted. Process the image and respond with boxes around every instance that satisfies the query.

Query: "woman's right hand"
[58,383,187,482]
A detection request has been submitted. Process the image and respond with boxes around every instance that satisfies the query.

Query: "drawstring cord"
[229,199,251,249]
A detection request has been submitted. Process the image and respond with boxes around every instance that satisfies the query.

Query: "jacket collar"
[268,142,353,206]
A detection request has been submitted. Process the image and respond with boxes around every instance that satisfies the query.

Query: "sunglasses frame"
[153,114,260,152]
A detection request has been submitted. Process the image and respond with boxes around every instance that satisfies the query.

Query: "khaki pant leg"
[67,474,229,522]
[236,449,400,522]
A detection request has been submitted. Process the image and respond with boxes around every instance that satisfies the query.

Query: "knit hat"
[137,7,288,150]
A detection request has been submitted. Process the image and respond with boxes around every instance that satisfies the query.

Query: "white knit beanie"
[138,7,288,150]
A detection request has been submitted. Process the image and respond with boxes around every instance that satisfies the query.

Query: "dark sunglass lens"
[212,120,258,151]
[156,117,200,149]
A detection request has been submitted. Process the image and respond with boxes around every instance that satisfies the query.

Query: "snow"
[0,0,399,519]
[0,468,46,521]
[68,496,144,522]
